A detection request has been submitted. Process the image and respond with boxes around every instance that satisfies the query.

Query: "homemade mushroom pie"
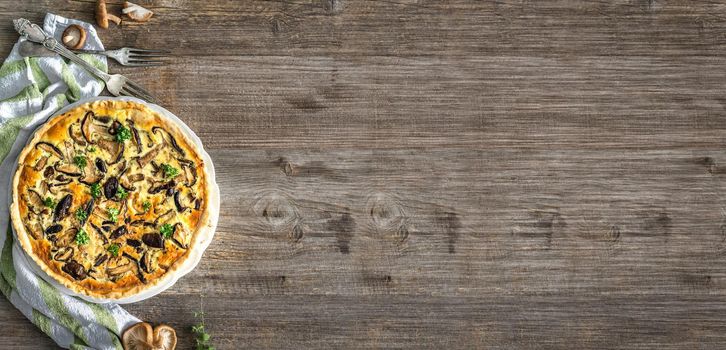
[10,100,213,299]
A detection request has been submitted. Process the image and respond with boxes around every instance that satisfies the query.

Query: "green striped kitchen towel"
[0,14,138,350]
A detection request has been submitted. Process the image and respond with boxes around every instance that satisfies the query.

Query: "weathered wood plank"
[2,0,726,349]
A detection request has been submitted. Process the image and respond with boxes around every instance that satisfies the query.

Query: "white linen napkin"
[0,13,138,350]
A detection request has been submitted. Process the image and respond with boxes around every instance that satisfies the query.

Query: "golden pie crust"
[10,100,214,299]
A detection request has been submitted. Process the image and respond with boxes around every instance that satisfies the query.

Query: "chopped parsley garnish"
[107,243,120,257]
[116,187,129,200]
[115,125,131,143]
[90,182,102,199]
[142,200,152,212]
[75,229,89,245]
[107,207,120,223]
[192,311,215,350]
[43,196,56,209]
[87,146,97,153]
[74,207,88,222]
[73,154,87,169]
[160,223,174,238]
[161,163,179,178]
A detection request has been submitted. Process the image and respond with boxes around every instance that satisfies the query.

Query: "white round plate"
[11,96,219,304]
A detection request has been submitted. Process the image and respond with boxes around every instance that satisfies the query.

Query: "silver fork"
[74,47,169,67]
[14,19,157,103]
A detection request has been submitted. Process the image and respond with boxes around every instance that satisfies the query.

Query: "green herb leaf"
[74,207,88,222]
[160,223,174,238]
[192,310,215,350]
[87,146,97,153]
[116,187,129,200]
[107,207,120,223]
[115,125,131,143]
[107,243,120,257]
[73,154,87,169]
[142,200,152,212]
[43,196,56,209]
[75,229,89,245]
[160,163,179,179]
[90,183,102,199]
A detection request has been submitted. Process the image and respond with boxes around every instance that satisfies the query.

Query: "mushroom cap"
[122,322,178,350]
[95,0,109,29]
[152,324,177,350]
[61,24,87,50]
[122,322,153,350]
[123,1,154,22]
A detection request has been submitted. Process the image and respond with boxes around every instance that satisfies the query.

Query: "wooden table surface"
[2,1,726,349]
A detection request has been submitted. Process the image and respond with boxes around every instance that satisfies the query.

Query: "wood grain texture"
[2,0,726,348]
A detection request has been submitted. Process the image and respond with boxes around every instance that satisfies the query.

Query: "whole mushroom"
[96,0,122,29]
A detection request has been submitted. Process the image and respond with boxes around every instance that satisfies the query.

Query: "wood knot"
[254,191,303,242]
[289,222,304,242]
[367,193,409,243]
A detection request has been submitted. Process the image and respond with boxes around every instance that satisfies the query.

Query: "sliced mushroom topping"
[130,220,155,228]
[127,239,142,248]
[142,233,164,249]
[95,158,107,173]
[55,228,77,247]
[152,126,186,156]
[77,198,94,226]
[149,180,175,195]
[107,262,133,277]
[53,247,74,262]
[111,226,128,240]
[45,224,63,235]
[79,156,102,185]
[94,115,112,125]
[34,155,48,171]
[130,121,142,154]
[81,111,99,144]
[140,251,156,274]
[180,161,197,187]
[55,163,81,177]
[108,120,122,135]
[173,191,186,212]
[68,123,87,146]
[94,253,108,267]
[62,260,87,280]
[53,194,72,222]
[172,223,190,249]
[97,138,124,164]
[63,140,75,161]
[120,173,144,191]
[104,176,119,199]
[35,142,64,160]
[90,223,109,244]
[154,209,175,226]
[25,189,44,214]
[25,220,43,240]
[136,147,159,168]
[43,166,55,178]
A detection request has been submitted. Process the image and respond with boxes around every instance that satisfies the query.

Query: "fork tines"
[127,48,170,67]
[121,79,157,104]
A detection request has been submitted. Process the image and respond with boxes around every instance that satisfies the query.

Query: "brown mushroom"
[96,0,122,29]
[33,155,48,171]
[53,247,74,262]
[61,24,87,50]
[35,142,64,160]
[107,262,133,277]
[54,163,81,177]
[123,2,154,22]
[68,123,87,146]
[122,322,177,350]
[136,146,159,168]
[62,260,87,280]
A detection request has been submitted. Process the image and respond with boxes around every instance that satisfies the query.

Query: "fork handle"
[13,18,111,82]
